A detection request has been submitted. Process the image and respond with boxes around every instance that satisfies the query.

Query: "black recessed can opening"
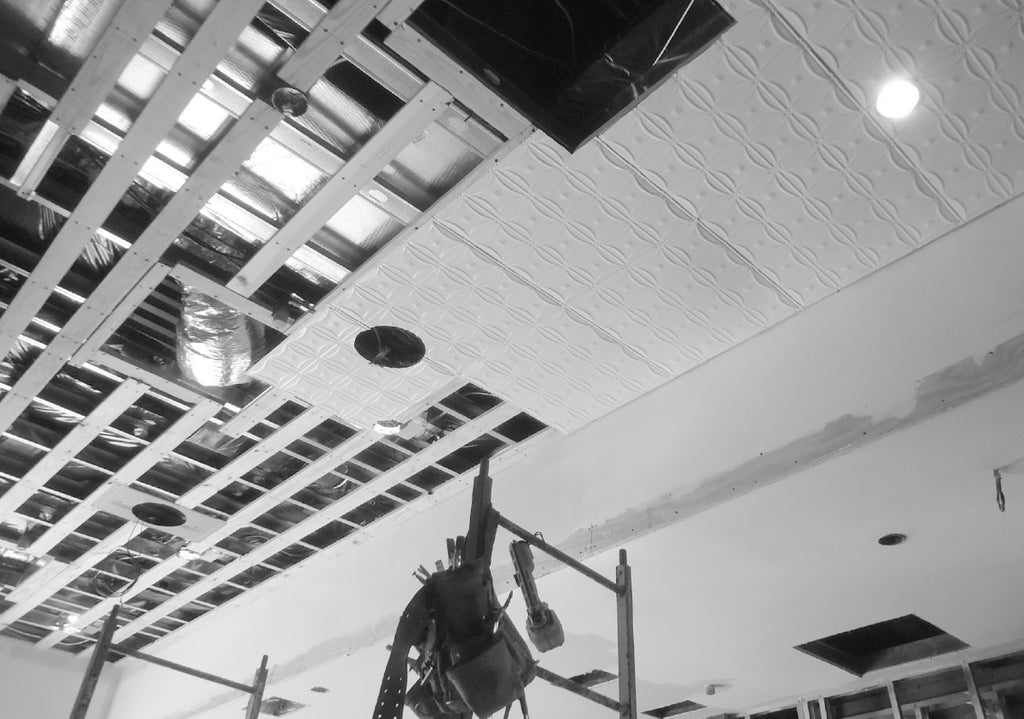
[354,326,426,368]
[131,502,187,528]
[878,533,907,546]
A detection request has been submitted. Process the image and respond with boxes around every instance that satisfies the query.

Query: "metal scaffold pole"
[68,605,120,719]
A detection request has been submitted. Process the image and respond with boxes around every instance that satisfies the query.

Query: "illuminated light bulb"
[876,79,920,119]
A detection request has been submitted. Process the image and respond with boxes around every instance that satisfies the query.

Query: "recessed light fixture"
[876,79,920,119]
[373,419,404,435]
[878,532,907,546]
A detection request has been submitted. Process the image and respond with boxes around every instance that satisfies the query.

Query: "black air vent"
[796,614,968,676]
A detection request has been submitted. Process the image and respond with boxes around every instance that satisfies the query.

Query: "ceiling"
[0,0,1022,718]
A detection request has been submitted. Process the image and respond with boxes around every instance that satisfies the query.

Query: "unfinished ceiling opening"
[796,614,969,677]
[406,0,734,150]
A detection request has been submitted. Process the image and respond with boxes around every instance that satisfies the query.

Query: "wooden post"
[243,655,270,719]
[68,606,120,719]
[888,682,903,719]
[963,662,986,719]
[617,549,637,719]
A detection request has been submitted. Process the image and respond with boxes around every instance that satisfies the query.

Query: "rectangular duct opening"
[796,614,968,677]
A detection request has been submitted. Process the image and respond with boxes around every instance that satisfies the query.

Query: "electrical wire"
[551,0,577,68]
[653,0,698,66]
[434,0,572,71]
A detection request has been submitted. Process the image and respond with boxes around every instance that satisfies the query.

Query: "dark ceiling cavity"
[354,326,426,368]
[795,614,968,676]
[409,0,735,150]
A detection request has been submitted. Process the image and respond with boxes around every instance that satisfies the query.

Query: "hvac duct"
[176,285,264,387]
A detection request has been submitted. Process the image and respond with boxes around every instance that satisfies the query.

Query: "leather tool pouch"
[375,560,535,719]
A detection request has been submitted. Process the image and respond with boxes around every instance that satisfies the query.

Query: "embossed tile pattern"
[254,0,1020,433]
[600,0,957,306]
[252,305,458,428]
[769,0,1024,220]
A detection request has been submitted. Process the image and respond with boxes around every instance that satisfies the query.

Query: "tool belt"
[374,561,535,719]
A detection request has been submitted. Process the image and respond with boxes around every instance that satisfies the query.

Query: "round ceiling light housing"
[132,502,187,528]
[876,79,920,119]
[373,419,404,435]
[877,532,907,546]
[271,86,309,117]
[354,326,426,368]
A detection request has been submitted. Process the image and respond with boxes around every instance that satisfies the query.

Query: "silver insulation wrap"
[176,286,264,387]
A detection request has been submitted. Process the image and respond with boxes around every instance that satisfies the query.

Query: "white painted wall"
[0,636,121,719]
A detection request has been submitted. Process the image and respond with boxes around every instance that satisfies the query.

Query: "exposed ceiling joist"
[228,81,453,296]
[166,265,292,335]
[67,263,171,367]
[0,399,221,625]
[10,0,177,198]
[0,0,416,443]
[0,0,267,363]
[35,406,335,648]
[384,24,530,139]
[109,400,521,643]
[217,387,291,439]
[26,400,222,558]
[0,377,147,517]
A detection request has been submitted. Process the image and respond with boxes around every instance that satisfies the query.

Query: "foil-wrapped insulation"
[0,0,122,83]
[176,285,265,387]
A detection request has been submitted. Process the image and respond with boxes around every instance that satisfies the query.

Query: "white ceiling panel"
[249,304,460,428]
[769,0,1024,221]
[439,133,797,375]
[599,0,959,306]
[255,125,798,432]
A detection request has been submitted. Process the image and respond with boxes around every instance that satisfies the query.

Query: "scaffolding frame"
[68,604,270,719]
[468,457,638,719]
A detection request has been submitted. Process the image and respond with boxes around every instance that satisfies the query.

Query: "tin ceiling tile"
[249,304,457,429]
[767,0,1024,221]
[598,0,957,306]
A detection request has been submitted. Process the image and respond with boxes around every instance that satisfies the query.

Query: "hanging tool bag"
[374,560,535,719]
